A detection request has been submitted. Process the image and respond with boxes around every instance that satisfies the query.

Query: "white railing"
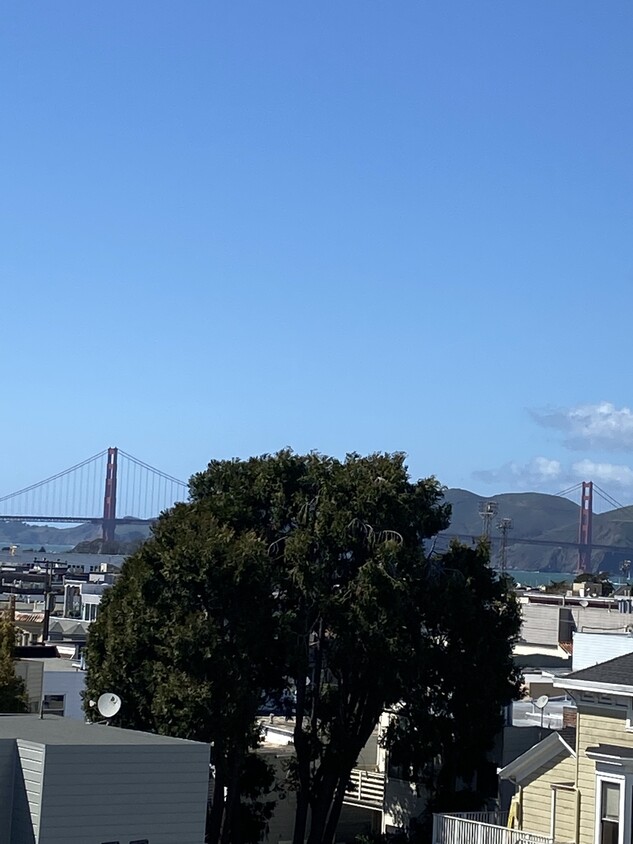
[344,769,386,809]
[445,812,509,825]
[433,813,553,844]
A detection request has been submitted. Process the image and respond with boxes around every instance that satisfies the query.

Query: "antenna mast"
[479,501,499,541]
[498,517,513,575]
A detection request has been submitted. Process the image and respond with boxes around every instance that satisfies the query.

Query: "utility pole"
[42,559,52,643]
[479,501,499,541]
[497,517,513,575]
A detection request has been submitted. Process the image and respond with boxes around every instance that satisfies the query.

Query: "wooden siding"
[520,751,576,842]
[576,706,633,844]
[12,740,45,844]
[37,743,210,844]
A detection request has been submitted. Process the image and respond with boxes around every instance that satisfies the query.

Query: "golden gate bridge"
[0,447,187,543]
[2,450,633,571]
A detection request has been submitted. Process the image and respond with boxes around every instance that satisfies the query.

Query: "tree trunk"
[321,775,350,844]
[292,677,311,844]
[306,766,339,844]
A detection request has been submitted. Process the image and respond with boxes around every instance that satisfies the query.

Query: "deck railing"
[433,813,553,844]
[343,769,386,809]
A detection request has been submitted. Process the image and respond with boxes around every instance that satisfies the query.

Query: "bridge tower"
[577,480,593,573]
[102,447,118,544]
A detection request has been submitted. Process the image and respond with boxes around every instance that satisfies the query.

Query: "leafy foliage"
[0,615,28,713]
[86,450,521,844]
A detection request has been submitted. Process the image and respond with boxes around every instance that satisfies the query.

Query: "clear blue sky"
[2,1,632,503]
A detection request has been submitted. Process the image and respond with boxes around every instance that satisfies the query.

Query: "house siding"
[520,752,576,843]
[37,743,210,844]
[576,705,633,844]
[11,740,45,844]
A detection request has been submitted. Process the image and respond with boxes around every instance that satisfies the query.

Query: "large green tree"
[86,451,521,844]
[85,505,281,844]
[0,614,28,713]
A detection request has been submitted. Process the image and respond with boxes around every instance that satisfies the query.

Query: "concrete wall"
[520,604,561,647]
[520,602,633,652]
[41,669,85,721]
[37,743,210,844]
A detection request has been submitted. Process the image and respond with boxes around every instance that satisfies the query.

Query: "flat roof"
[22,657,84,673]
[0,715,208,748]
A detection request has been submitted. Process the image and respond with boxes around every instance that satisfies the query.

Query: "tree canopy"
[86,450,521,844]
[0,614,28,714]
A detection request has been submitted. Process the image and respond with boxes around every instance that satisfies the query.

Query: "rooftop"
[563,651,633,687]
[0,714,207,747]
[22,657,84,672]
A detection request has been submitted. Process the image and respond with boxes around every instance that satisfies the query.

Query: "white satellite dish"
[535,695,549,710]
[97,693,122,719]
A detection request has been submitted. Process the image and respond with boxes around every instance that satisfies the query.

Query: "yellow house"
[434,652,633,844]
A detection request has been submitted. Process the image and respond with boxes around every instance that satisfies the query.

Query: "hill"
[442,489,633,574]
[2,489,633,575]
[0,519,151,549]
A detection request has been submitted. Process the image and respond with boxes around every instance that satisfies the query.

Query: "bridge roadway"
[1,519,632,554]
[0,515,154,525]
[441,532,633,554]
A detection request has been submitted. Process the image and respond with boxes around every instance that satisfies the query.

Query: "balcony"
[433,813,555,844]
[344,769,386,810]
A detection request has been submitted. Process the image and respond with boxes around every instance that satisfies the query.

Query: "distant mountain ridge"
[443,488,633,574]
[0,519,150,548]
[3,488,632,574]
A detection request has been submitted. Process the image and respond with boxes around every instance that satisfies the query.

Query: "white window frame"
[595,772,626,844]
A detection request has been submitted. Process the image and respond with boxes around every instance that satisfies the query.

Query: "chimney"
[563,706,577,728]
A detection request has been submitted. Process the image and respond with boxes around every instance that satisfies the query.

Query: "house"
[434,651,633,844]
[0,714,210,844]
[516,592,633,668]
[261,710,543,841]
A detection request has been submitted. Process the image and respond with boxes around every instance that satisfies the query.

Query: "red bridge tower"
[102,447,118,544]
[577,480,593,573]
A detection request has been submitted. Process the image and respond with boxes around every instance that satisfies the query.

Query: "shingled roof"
[563,651,633,687]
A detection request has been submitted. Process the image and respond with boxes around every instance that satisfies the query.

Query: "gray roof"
[564,652,633,686]
[0,714,207,748]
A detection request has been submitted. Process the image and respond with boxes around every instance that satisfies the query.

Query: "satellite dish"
[580,599,589,608]
[97,693,122,719]
[535,695,549,710]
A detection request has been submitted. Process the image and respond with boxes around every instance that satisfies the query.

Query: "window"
[42,694,65,717]
[599,780,621,844]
